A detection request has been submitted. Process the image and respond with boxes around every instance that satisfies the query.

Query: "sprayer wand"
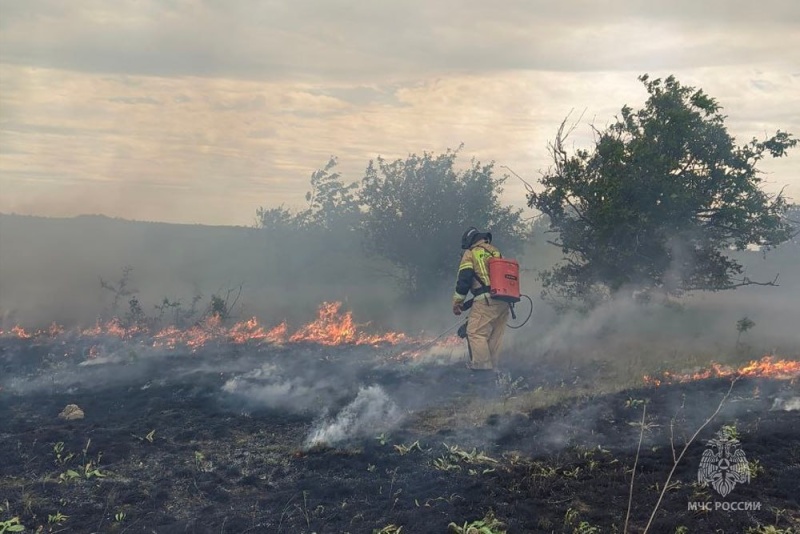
[382,317,465,360]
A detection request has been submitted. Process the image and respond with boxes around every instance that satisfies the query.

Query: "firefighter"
[452,227,510,371]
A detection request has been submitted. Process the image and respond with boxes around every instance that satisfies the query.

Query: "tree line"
[257,75,798,309]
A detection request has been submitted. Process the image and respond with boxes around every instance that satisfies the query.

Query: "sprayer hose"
[507,294,533,329]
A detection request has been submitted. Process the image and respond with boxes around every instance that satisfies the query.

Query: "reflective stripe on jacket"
[453,239,502,303]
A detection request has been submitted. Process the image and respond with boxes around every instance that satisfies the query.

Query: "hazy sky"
[1,0,799,226]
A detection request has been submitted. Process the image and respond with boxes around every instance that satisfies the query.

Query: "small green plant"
[58,469,81,484]
[132,429,157,443]
[748,459,764,479]
[0,517,25,533]
[564,508,580,527]
[83,460,106,479]
[58,460,106,484]
[48,511,69,525]
[433,456,462,472]
[448,510,506,534]
[651,480,682,493]
[562,466,581,479]
[625,397,645,409]
[529,461,558,479]
[675,527,689,534]
[393,441,424,455]
[194,450,212,472]
[770,507,789,527]
[574,521,600,534]
[720,424,739,440]
[495,372,527,403]
[53,442,74,466]
[376,433,389,446]
[434,444,498,473]
[114,512,127,523]
[373,525,403,534]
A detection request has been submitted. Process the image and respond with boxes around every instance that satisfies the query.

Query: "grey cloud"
[108,96,162,105]
[1,0,797,80]
[210,94,267,112]
[309,86,404,107]
[247,127,277,139]
[0,122,119,136]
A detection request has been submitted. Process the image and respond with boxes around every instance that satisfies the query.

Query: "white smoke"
[771,396,800,411]
[221,363,338,412]
[305,385,402,448]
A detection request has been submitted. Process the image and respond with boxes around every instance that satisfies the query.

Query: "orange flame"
[1,322,66,339]
[644,356,800,386]
[287,302,409,346]
[228,317,287,345]
[152,316,290,350]
[152,315,225,350]
[1,301,413,352]
[81,318,147,339]
[11,325,32,339]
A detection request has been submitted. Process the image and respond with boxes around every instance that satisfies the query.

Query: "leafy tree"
[359,147,525,297]
[528,74,797,305]
[785,204,800,246]
[301,156,360,232]
[256,158,360,235]
[255,204,303,232]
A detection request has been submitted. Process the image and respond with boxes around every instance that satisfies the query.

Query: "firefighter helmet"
[461,227,479,249]
[461,227,492,249]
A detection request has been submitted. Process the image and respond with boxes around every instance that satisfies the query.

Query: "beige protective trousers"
[466,296,510,370]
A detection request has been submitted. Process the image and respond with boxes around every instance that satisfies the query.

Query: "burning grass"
[0,301,420,353]
[644,356,800,386]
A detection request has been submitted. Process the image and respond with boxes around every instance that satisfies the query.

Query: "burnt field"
[1,327,799,534]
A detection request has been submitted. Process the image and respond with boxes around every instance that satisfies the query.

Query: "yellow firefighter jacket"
[453,239,502,304]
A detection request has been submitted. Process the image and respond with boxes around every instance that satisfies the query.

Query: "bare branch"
[225,284,244,316]
[724,273,780,289]
[547,109,586,169]
[500,165,534,194]
[624,403,647,534]
[563,196,594,228]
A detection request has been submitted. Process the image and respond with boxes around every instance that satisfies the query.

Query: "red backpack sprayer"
[456,255,532,338]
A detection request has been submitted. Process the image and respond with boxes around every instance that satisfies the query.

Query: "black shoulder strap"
[472,245,499,289]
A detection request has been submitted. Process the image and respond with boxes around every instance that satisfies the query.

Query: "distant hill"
[0,213,396,329]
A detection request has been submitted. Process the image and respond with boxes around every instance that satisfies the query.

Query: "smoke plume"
[305,385,402,448]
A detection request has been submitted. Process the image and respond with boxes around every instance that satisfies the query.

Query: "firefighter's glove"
[452,302,463,316]
[457,322,468,339]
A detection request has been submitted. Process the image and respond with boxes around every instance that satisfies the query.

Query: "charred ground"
[1,335,799,534]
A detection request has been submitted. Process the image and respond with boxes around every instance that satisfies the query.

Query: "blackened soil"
[1,339,798,533]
